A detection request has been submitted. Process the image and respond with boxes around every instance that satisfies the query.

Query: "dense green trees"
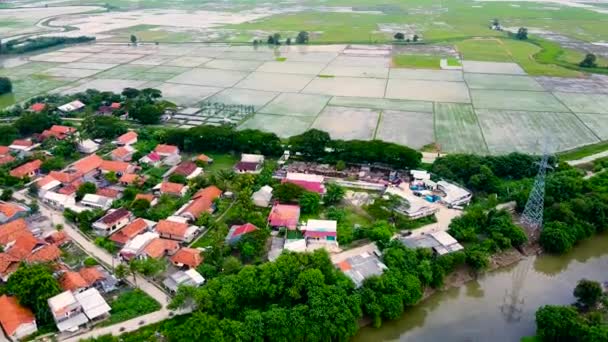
[81,115,127,139]
[579,53,597,68]
[324,183,345,205]
[14,112,60,135]
[273,182,305,203]
[515,27,528,40]
[0,125,18,145]
[76,182,97,201]
[296,31,309,44]
[1,36,94,54]
[0,76,12,94]
[299,192,321,214]
[6,263,62,324]
[573,279,603,309]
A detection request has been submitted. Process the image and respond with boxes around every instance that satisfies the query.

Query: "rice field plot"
[389,69,463,82]
[259,93,330,117]
[205,88,278,110]
[385,79,470,103]
[61,62,118,71]
[535,76,608,94]
[375,110,434,149]
[94,65,155,79]
[203,59,264,71]
[0,62,59,78]
[329,97,433,112]
[167,68,249,87]
[39,67,100,79]
[434,103,488,154]
[470,89,569,112]
[319,65,389,78]
[235,72,315,93]
[79,53,145,64]
[311,106,379,141]
[476,109,599,155]
[164,56,211,68]
[221,51,276,61]
[575,114,608,140]
[29,52,92,63]
[257,61,327,75]
[464,74,545,91]
[462,61,526,75]
[329,56,390,68]
[238,114,314,138]
[303,76,386,98]
[279,52,339,63]
[10,76,73,102]
[130,54,177,66]
[155,83,222,106]
[61,79,149,94]
[552,92,608,114]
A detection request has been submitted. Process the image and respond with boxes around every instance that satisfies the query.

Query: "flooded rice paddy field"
[1,42,608,154]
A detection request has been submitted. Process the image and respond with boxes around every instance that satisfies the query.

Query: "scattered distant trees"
[515,27,528,40]
[286,37,292,45]
[394,32,405,40]
[412,34,419,42]
[296,31,310,44]
[0,77,12,95]
[267,33,281,45]
[130,34,138,45]
[579,53,598,68]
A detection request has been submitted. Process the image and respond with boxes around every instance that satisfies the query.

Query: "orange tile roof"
[0,155,15,166]
[170,248,202,268]
[156,220,188,239]
[0,202,27,220]
[10,159,42,178]
[49,170,83,184]
[154,144,178,155]
[37,175,58,188]
[134,193,155,203]
[100,160,131,173]
[111,102,121,109]
[79,267,105,285]
[196,154,210,163]
[6,232,40,259]
[109,218,148,244]
[11,139,33,147]
[45,231,69,246]
[337,260,352,272]
[119,173,145,185]
[72,154,103,174]
[143,238,179,259]
[117,131,137,144]
[0,253,19,275]
[0,295,36,337]
[26,244,61,263]
[193,185,222,201]
[59,271,88,291]
[96,188,120,199]
[111,147,133,160]
[160,182,185,195]
[0,146,10,155]
[0,219,29,245]
[50,125,76,134]
[181,186,222,219]
[29,103,45,112]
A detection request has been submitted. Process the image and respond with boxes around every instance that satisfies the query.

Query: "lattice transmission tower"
[520,146,553,237]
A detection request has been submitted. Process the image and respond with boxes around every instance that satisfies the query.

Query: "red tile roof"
[109,218,148,244]
[117,131,137,145]
[79,267,105,285]
[0,202,27,220]
[156,220,188,239]
[29,103,45,112]
[25,244,61,262]
[181,186,222,219]
[10,159,42,178]
[59,271,88,291]
[100,160,131,173]
[6,232,40,259]
[45,231,68,246]
[11,139,33,147]
[143,238,179,259]
[0,155,15,166]
[51,125,76,134]
[100,208,130,225]
[235,161,260,172]
[145,152,161,162]
[337,260,352,272]
[160,182,185,195]
[0,146,10,155]
[268,204,301,230]
[120,173,145,185]
[72,154,103,174]
[110,102,121,109]
[0,253,19,277]
[96,188,120,199]
[0,219,29,245]
[134,193,155,203]
[170,248,202,268]
[173,161,197,177]
[231,223,258,238]
[111,147,133,160]
[154,144,179,155]
[192,186,222,201]
[49,170,83,184]
[196,154,210,163]
[0,295,36,337]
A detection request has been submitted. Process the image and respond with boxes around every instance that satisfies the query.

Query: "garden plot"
[203,59,263,71]
[0,62,59,78]
[320,65,389,78]
[376,110,434,149]
[476,109,599,155]
[79,53,145,64]
[385,79,470,103]
[156,83,221,106]
[535,76,608,94]
[279,52,339,63]
[552,92,608,114]
[303,76,386,98]
[40,67,100,78]
[130,54,177,66]
[235,72,314,93]
[61,79,149,94]
[239,114,314,138]
[167,68,249,87]
[29,52,91,63]
[464,74,544,91]
[575,114,608,140]
[312,106,379,140]
[462,61,526,75]
[329,96,433,112]
[259,93,330,117]
[205,88,278,109]
[389,69,463,82]
[257,61,327,75]
[329,56,390,67]
[164,56,211,68]
[434,103,488,154]
[470,89,569,112]
[61,62,118,71]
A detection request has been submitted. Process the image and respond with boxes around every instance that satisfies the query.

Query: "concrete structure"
[163,269,205,293]
[74,288,111,321]
[41,191,76,210]
[81,194,114,211]
[92,208,132,236]
[0,295,37,341]
[384,185,439,219]
[120,232,159,260]
[400,231,464,256]
[302,219,338,245]
[77,139,100,154]
[252,185,272,207]
[283,173,326,194]
[48,291,88,333]
[437,181,472,207]
[335,250,387,288]
[58,100,85,113]
[0,202,29,224]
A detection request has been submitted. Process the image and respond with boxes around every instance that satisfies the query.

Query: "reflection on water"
[353,234,608,342]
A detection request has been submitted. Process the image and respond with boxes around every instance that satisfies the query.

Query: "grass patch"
[275,57,287,62]
[318,74,335,78]
[558,141,608,161]
[446,57,462,67]
[392,55,441,69]
[101,289,161,326]
[521,337,539,342]
[286,230,304,239]
[204,152,238,173]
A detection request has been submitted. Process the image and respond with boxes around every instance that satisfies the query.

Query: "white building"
[437,181,472,207]
[120,232,159,260]
[384,185,439,219]
[430,231,464,255]
[77,139,100,154]
[41,191,76,210]
[92,208,132,236]
[80,194,114,211]
[58,100,85,113]
[48,291,88,333]
[163,269,205,293]
[74,288,111,321]
[410,170,431,181]
[252,185,273,207]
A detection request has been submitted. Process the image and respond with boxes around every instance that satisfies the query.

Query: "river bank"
[354,233,608,341]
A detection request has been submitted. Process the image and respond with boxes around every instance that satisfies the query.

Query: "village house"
[133,193,158,206]
[154,182,188,197]
[234,154,264,174]
[41,191,77,211]
[225,223,258,245]
[138,151,162,167]
[77,139,100,154]
[268,204,301,230]
[29,103,45,113]
[302,219,338,246]
[58,100,85,114]
[335,249,387,288]
[0,147,15,166]
[96,187,121,200]
[252,185,273,207]
[9,139,38,155]
[166,161,202,180]
[283,172,326,195]
[119,232,159,261]
[163,269,205,293]
[0,295,38,341]
[146,144,181,166]
[109,218,154,246]
[74,288,111,322]
[58,267,115,294]
[119,173,147,187]
[142,238,179,259]
[0,253,19,281]
[92,208,132,236]
[170,247,202,269]
[155,219,200,243]
[114,131,137,146]
[40,125,77,141]
[177,186,222,222]
[80,194,114,211]
[195,154,213,165]
[59,271,89,293]
[71,154,103,177]
[9,159,42,179]
[0,201,30,224]
[110,146,135,162]
[47,291,88,333]
[99,160,135,175]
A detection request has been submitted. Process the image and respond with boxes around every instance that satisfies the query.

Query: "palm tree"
[128,260,139,287]
[115,263,128,281]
